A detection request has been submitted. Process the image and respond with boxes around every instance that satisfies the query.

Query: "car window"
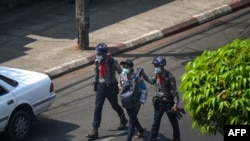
[0,75,18,87]
[0,85,8,96]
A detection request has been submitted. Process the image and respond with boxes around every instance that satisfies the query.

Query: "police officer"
[141,56,182,141]
[86,43,128,139]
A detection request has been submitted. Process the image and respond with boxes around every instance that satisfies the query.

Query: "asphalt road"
[1,7,250,141]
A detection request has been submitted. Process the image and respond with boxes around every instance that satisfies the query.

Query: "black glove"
[176,108,186,120]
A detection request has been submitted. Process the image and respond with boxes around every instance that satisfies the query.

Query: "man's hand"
[171,104,178,112]
[119,86,123,92]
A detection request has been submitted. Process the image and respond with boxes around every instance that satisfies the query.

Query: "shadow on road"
[0,115,80,141]
[27,116,80,141]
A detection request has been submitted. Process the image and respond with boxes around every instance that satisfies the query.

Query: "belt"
[156,95,174,102]
[159,96,167,101]
[99,83,112,87]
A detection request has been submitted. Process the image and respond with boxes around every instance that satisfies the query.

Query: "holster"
[152,96,160,109]
[152,95,174,110]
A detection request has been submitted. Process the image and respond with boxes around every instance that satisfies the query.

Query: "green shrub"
[180,38,250,135]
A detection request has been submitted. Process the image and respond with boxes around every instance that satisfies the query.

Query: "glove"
[176,108,186,120]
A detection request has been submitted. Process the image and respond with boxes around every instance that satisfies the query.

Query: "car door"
[0,85,16,131]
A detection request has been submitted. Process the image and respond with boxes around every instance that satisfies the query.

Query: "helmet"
[95,43,108,54]
[152,56,166,66]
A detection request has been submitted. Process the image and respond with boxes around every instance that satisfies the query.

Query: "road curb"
[44,0,250,78]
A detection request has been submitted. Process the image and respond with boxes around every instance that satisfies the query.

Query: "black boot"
[117,114,128,130]
[86,127,98,139]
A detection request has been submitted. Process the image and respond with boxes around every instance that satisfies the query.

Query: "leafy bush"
[180,38,250,135]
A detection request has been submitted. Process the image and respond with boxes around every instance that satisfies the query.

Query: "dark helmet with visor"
[152,56,166,66]
[95,43,108,54]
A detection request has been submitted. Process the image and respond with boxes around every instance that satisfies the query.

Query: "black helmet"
[152,56,166,66]
[120,59,134,67]
[95,43,108,54]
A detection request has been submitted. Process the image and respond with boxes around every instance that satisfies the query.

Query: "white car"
[0,66,56,141]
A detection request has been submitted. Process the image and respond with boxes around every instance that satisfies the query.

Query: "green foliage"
[180,38,250,135]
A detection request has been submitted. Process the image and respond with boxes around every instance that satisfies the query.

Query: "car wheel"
[7,111,31,141]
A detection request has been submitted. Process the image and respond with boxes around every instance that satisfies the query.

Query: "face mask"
[96,55,103,60]
[122,68,130,74]
[154,67,161,73]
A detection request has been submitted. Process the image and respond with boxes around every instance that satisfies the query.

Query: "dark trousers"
[148,102,180,141]
[126,106,144,141]
[92,83,125,128]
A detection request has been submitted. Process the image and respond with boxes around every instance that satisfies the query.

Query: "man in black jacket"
[86,43,128,139]
[141,56,184,141]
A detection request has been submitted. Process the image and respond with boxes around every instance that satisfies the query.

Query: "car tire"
[7,111,31,141]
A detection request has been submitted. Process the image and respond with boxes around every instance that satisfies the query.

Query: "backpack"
[120,67,142,109]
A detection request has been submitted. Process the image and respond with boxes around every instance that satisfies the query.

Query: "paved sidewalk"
[0,0,249,78]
